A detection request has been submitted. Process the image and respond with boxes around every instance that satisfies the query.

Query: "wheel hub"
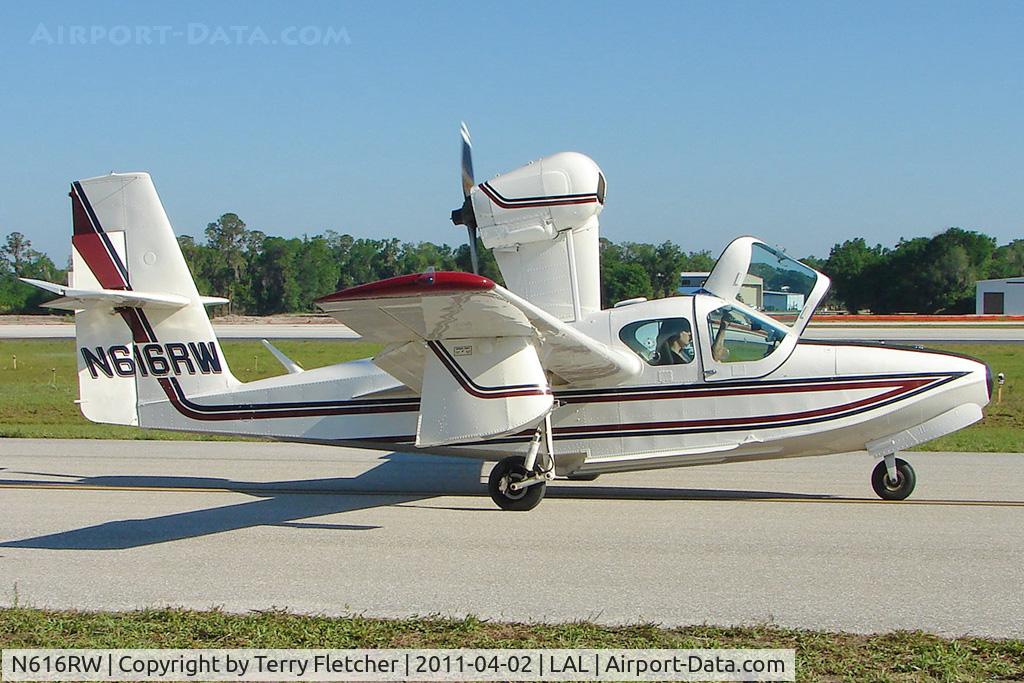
[500,473,529,500]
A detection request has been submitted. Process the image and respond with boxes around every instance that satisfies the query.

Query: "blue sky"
[1,1,1021,263]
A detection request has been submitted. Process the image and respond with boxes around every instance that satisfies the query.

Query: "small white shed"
[976,277,1024,314]
[763,290,805,312]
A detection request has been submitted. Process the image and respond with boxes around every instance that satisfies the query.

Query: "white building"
[763,290,805,312]
[677,272,709,293]
[976,277,1024,314]
[679,272,764,309]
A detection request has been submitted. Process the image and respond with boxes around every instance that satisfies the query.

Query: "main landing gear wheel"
[871,457,916,500]
[488,455,546,511]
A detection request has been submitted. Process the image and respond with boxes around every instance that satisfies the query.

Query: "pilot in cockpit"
[654,320,694,365]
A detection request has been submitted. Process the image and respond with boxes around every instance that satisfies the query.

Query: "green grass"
[0,339,381,440]
[1,340,1020,451]
[912,344,1023,452]
[0,608,1021,682]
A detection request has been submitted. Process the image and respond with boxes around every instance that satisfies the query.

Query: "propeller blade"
[467,226,480,275]
[452,122,480,274]
[460,121,475,198]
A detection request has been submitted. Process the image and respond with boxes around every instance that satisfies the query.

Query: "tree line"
[816,229,1023,313]
[0,232,63,313]
[1,216,1021,315]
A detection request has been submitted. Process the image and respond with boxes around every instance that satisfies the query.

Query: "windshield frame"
[701,236,831,338]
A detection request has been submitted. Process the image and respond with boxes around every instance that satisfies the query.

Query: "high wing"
[315,271,641,447]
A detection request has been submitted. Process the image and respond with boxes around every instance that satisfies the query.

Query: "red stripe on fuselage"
[555,377,935,436]
[558,377,934,404]
[151,371,941,431]
[158,377,418,421]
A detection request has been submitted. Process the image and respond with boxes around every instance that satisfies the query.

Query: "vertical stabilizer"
[68,173,237,425]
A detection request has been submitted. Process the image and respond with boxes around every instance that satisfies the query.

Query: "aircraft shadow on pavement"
[0,453,830,550]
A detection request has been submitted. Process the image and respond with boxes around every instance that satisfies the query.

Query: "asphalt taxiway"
[0,439,1021,637]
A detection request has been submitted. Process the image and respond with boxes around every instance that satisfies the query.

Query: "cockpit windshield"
[747,243,819,326]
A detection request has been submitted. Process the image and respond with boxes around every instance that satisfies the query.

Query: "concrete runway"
[0,439,1021,637]
[2,322,1022,342]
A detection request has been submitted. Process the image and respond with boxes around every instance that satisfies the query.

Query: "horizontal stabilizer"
[261,339,304,375]
[20,278,190,310]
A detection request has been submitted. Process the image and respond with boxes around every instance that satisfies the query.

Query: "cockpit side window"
[707,305,786,363]
[619,318,695,366]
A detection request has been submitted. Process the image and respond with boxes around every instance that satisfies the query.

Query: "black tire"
[488,456,546,511]
[871,457,916,500]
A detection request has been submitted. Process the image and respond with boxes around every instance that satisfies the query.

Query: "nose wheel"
[871,455,916,500]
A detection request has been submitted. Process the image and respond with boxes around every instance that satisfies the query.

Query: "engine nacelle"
[469,152,606,322]
[470,152,606,248]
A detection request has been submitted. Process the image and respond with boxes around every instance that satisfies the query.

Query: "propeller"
[450,121,480,274]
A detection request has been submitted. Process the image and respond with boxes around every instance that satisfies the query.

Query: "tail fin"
[46,173,237,425]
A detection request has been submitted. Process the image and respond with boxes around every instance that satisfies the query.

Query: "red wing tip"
[315,271,495,304]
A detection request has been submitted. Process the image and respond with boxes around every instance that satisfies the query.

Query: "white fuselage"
[134,295,991,475]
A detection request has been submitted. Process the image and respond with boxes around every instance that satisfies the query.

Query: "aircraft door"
[609,302,703,455]
[694,294,793,381]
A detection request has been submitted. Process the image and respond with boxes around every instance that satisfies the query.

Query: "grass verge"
[0,339,381,440]
[911,344,1023,452]
[0,608,1022,682]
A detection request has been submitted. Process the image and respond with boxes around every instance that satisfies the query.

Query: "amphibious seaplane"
[24,127,991,510]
